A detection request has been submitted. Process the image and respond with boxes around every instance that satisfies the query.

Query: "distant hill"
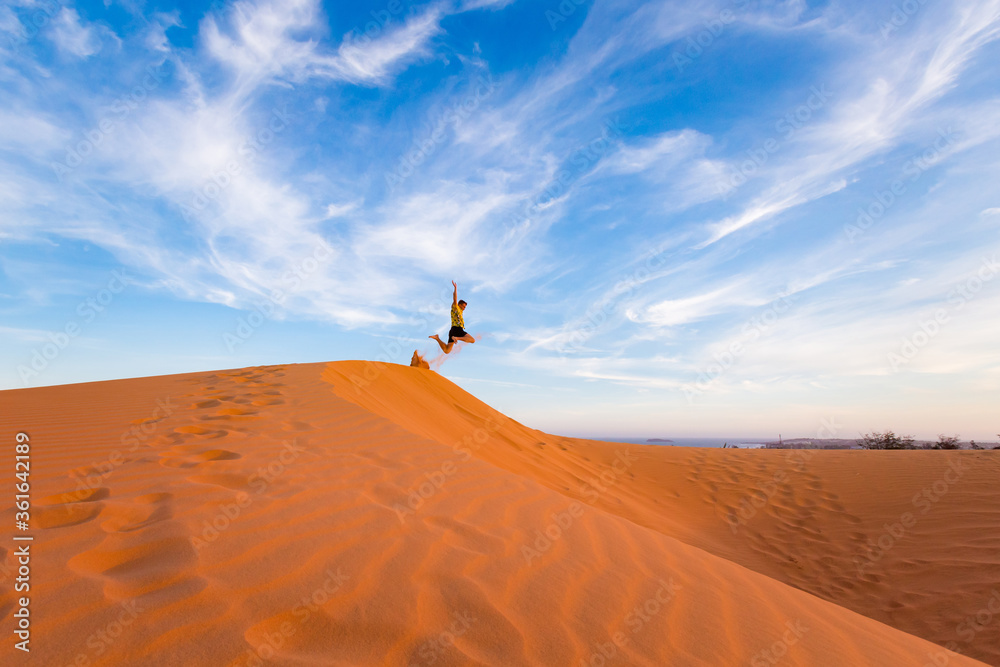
[758,438,1000,449]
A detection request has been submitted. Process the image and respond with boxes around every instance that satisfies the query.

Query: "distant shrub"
[935,434,961,450]
[857,430,915,450]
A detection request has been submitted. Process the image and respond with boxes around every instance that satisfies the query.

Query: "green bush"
[935,434,960,450]
[856,430,915,450]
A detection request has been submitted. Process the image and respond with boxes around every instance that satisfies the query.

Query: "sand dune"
[1,361,995,666]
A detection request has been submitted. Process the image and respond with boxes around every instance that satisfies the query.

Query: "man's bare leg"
[429,334,454,354]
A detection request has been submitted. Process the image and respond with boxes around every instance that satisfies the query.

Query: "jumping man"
[430,280,475,354]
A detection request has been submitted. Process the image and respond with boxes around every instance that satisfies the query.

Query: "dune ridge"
[0,361,994,666]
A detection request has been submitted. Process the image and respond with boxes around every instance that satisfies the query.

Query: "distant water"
[582,436,768,449]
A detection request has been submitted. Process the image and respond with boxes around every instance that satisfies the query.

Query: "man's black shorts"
[448,326,468,343]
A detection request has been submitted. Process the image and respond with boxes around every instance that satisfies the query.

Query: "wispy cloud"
[203,0,442,93]
[50,8,104,58]
[3,0,1000,438]
[695,0,1000,247]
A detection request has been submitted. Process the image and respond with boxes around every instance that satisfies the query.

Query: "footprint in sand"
[100,495,173,532]
[130,415,166,429]
[218,407,259,416]
[67,490,207,600]
[32,486,110,528]
[185,473,251,490]
[39,486,110,505]
[174,425,228,438]
[283,420,315,433]
[252,398,285,406]
[243,610,342,658]
[354,450,407,471]
[34,503,103,529]
[425,516,507,556]
[159,446,241,469]
[68,531,204,600]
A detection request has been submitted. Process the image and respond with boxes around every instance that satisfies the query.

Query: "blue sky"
[2,0,999,441]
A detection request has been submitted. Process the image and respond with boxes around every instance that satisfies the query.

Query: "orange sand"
[0,361,996,666]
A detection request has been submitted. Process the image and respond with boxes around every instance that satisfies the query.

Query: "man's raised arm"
[452,280,458,306]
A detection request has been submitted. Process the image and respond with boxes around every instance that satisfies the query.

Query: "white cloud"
[604,129,712,174]
[203,0,442,93]
[0,6,21,37]
[0,0,447,329]
[5,0,1000,377]
[694,0,1000,247]
[634,283,755,328]
[324,200,361,218]
[321,8,442,85]
[26,0,460,327]
[146,12,182,52]
[460,0,517,11]
[699,179,848,248]
[0,325,52,342]
[356,179,532,286]
[50,8,102,58]
[0,110,69,151]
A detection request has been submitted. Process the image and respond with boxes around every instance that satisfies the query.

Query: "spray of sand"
[414,332,487,370]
